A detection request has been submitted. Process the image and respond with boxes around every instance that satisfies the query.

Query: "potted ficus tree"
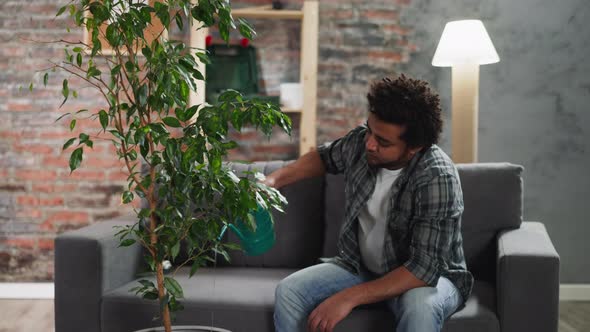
[35,1,292,331]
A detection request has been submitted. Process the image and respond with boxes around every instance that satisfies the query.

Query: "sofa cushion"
[457,163,524,282]
[223,161,326,268]
[101,267,294,332]
[333,281,498,331]
[102,269,497,332]
[323,173,346,258]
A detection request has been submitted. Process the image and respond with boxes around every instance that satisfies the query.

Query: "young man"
[266,75,473,332]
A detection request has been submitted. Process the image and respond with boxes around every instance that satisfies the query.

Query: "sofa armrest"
[496,221,560,332]
[55,216,142,332]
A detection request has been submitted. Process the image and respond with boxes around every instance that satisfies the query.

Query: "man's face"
[364,113,422,170]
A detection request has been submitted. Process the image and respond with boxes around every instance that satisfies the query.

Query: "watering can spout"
[217,223,246,242]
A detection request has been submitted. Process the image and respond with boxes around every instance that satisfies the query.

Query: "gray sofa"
[55,162,560,332]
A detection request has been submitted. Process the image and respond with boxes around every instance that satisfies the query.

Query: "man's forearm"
[344,266,427,307]
[264,150,326,188]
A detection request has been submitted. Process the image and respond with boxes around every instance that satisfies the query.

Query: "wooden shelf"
[281,108,303,114]
[190,1,319,156]
[232,5,304,20]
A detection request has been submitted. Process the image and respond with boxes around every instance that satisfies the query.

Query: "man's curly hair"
[367,74,443,149]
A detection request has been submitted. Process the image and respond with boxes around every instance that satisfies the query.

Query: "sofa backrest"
[222,161,326,268]
[322,162,524,282]
[456,163,524,281]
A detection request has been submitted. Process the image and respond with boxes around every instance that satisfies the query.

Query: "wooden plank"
[299,0,319,155]
[232,7,303,20]
[189,23,207,122]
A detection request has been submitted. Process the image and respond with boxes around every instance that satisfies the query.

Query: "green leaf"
[62,137,76,151]
[87,65,101,78]
[171,242,180,260]
[127,149,137,161]
[174,12,183,30]
[99,110,108,130]
[238,18,256,40]
[56,5,67,17]
[137,84,148,106]
[142,46,152,59]
[111,64,121,76]
[142,291,159,300]
[109,129,125,141]
[61,79,69,105]
[184,105,199,122]
[72,47,83,53]
[69,147,83,172]
[164,277,184,298]
[162,117,181,128]
[43,73,49,87]
[154,2,170,28]
[119,239,136,247]
[69,119,76,131]
[76,53,82,67]
[122,191,134,204]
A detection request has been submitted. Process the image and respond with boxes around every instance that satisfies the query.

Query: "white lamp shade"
[432,20,500,67]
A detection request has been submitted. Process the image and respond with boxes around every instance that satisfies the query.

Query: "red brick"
[32,183,77,193]
[367,51,403,62]
[85,157,126,169]
[38,238,55,251]
[13,143,55,154]
[42,156,69,168]
[382,24,412,35]
[0,131,22,139]
[17,195,39,206]
[5,238,36,249]
[108,170,130,182]
[15,170,57,181]
[40,211,89,231]
[361,10,399,21]
[66,169,107,181]
[16,195,64,206]
[16,209,43,218]
[38,131,73,140]
[6,102,33,112]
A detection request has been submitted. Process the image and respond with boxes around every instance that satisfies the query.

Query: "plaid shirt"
[317,126,473,302]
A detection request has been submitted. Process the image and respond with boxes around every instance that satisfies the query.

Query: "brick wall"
[0,0,416,281]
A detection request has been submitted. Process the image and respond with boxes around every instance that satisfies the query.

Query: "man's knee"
[393,287,445,323]
[275,276,308,309]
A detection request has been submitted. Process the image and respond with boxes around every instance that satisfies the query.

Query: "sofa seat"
[102,267,295,332]
[102,267,498,332]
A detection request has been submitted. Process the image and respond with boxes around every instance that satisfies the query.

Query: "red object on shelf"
[240,38,249,48]
[205,35,212,47]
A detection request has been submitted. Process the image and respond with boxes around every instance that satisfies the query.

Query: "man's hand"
[261,173,278,188]
[307,291,356,332]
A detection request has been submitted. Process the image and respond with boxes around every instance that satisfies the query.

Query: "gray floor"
[0,300,588,332]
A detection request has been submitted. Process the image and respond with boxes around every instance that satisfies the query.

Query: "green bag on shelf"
[205,44,280,105]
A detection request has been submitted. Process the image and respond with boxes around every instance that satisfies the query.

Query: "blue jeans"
[274,263,462,332]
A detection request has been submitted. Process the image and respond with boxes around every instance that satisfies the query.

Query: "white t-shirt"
[358,168,401,274]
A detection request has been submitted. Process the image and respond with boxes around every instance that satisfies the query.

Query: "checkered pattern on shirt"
[317,126,473,302]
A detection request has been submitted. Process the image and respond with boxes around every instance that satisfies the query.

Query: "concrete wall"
[396,0,590,283]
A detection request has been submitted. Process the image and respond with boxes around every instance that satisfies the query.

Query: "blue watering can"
[218,205,276,256]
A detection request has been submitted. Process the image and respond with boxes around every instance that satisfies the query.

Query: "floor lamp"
[432,20,499,163]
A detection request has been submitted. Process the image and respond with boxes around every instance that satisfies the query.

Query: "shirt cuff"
[403,252,441,287]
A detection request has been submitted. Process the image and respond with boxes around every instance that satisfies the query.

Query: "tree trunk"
[156,261,172,332]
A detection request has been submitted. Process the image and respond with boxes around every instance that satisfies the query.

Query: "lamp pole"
[451,63,480,163]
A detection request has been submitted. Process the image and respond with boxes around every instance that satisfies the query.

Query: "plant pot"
[133,326,231,332]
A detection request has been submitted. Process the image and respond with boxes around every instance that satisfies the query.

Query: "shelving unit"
[189,1,319,156]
